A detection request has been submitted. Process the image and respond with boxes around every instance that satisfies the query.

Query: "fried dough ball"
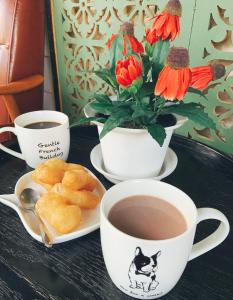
[44,159,67,171]
[35,193,81,234]
[51,183,100,209]
[84,176,98,192]
[44,160,85,172]
[66,163,86,171]
[32,159,67,186]
[32,164,65,185]
[62,169,97,191]
[36,192,68,207]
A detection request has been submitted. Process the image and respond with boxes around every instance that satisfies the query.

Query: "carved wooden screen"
[50,0,233,155]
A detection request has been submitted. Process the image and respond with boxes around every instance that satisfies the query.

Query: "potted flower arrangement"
[72,0,225,179]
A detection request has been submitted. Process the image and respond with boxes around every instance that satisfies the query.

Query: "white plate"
[0,169,106,244]
[90,144,178,184]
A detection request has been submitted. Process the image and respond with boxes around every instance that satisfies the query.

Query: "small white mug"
[0,110,70,168]
[100,180,230,299]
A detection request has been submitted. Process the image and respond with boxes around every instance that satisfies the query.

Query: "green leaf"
[113,101,132,109]
[153,97,166,109]
[90,102,113,114]
[162,103,216,130]
[94,94,111,103]
[99,110,132,139]
[147,124,166,146]
[131,103,154,120]
[70,117,105,128]
[155,40,170,66]
[140,82,154,98]
[151,40,170,81]
[109,33,124,71]
[142,55,151,81]
[118,89,131,101]
[94,70,117,88]
[132,105,148,119]
[141,96,150,105]
[145,43,154,57]
[187,87,208,100]
[124,35,133,56]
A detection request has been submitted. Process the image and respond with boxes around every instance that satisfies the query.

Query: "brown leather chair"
[0,0,45,141]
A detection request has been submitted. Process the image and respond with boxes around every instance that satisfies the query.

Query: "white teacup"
[100,180,230,299]
[0,110,70,168]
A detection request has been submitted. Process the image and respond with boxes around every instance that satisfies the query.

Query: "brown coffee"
[24,121,61,129]
[108,195,187,240]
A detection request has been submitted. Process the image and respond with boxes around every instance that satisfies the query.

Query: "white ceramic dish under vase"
[90,144,178,184]
[84,102,186,179]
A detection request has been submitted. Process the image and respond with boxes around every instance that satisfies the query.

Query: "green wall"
[51,0,233,155]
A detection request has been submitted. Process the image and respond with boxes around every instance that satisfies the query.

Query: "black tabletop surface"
[0,126,232,300]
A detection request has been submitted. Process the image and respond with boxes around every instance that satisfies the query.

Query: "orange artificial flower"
[107,22,144,56]
[146,0,181,45]
[115,56,142,87]
[155,47,191,101]
[152,11,180,41]
[190,64,225,90]
[146,28,159,45]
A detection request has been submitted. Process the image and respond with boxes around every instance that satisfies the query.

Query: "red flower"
[107,22,144,56]
[190,64,225,90]
[146,0,181,45]
[146,28,159,45]
[155,47,191,101]
[115,56,142,88]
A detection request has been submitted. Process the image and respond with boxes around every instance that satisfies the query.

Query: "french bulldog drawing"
[128,247,161,293]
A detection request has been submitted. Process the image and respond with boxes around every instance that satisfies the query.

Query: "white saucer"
[0,169,106,244]
[90,144,178,184]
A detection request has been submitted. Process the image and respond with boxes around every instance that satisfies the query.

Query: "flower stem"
[116,88,120,101]
[134,94,140,106]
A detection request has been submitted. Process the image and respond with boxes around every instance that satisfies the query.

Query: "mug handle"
[189,208,230,261]
[0,127,24,160]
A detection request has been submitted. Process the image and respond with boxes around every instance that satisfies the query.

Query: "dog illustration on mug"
[128,247,161,292]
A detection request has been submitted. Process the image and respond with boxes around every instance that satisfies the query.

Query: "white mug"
[100,180,230,299]
[0,110,70,168]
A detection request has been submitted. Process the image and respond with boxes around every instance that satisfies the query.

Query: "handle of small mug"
[189,208,230,261]
[0,127,24,160]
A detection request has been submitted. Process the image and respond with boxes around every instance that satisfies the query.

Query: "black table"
[0,127,232,300]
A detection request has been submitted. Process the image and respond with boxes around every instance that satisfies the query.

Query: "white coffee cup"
[0,110,70,168]
[100,180,230,299]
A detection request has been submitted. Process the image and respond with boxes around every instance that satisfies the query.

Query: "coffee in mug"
[100,180,229,299]
[24,121,61,129]
[0,110,70,168]
[108,195,187,240]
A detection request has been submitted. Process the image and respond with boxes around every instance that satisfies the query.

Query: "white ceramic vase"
[84,102,186,178]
